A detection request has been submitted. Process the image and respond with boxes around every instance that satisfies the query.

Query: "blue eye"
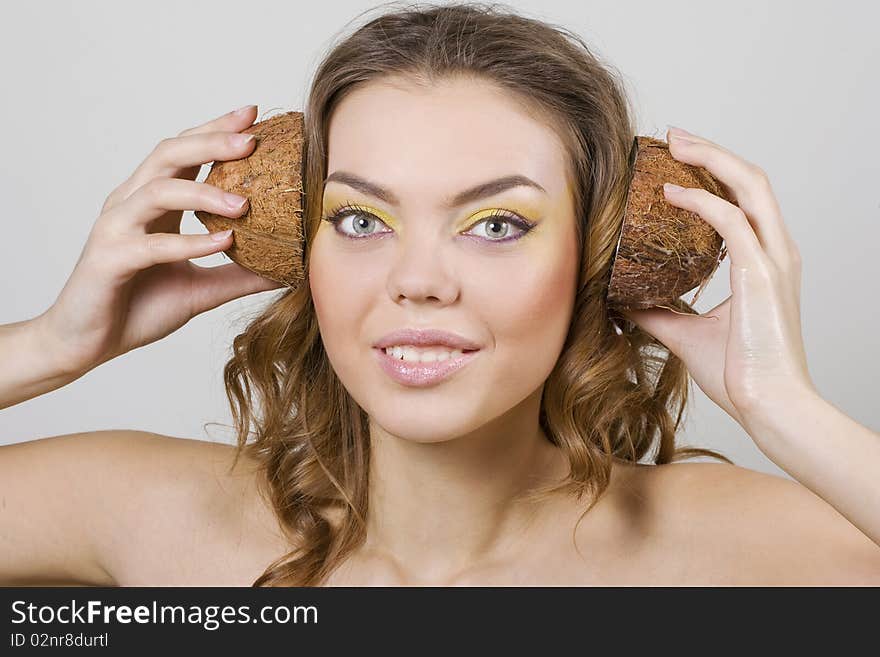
[321,202,536,244]
[466,211,534,242]
[321,204,393,239]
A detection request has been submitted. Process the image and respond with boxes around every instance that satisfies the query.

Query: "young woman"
[2,3,878,586]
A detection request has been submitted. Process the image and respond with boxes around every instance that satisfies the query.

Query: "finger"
[621,306,705,358]
[666,128,796,271]
[121,128,257,204]
[109,177,249,233]
[179,104,258,138]
[663,184,764,271]
[104,105,258,211]
[622,296,729,360]
[188,262,286,316]
[94,230,235,283]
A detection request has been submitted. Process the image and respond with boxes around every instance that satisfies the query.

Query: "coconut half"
[196,118,729,307]
[606,136,730,311]
[195,110,305,287]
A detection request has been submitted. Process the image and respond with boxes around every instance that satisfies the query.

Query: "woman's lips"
[373,347,480,387]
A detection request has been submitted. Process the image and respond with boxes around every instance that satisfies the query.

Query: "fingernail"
[667,126,699,142]
[229,133,255,147]
[664,183,685,194]
[210,229,233,242]
[234,104,256,115]
[224,192,248,209]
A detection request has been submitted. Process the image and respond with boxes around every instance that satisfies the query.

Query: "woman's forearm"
[0,315,86,410]
[743,390,880,546]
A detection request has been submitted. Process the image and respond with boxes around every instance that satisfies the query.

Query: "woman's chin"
[368,412,482,445]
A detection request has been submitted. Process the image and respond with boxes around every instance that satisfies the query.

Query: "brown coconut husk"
[607,136,731,311]
[195,110,305,287]
[196,119,729,308]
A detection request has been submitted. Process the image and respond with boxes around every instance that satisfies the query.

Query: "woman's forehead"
[325,79,570,200]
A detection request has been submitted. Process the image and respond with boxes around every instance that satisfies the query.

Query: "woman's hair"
[219,1,732,587]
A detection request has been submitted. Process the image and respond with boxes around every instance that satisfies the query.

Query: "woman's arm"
[741,388,880,548]
[620,127,879,555]
[2,106,280,415]
[0,314,86,410]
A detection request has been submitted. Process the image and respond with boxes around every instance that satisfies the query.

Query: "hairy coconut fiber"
[195,111,305,287]
[607,136,731,311]
[196,118,728,305]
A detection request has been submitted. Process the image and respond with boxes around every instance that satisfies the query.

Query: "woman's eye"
[464,214,533,242]
[324,210,392,238]
[323,207,534,243]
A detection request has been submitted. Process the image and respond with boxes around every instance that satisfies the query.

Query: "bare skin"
[2,90,878,586]
[2,430,877,586]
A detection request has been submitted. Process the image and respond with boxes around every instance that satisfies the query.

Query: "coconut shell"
[607,136,732,310]
[196,118,729,306]
[195,110,305,287]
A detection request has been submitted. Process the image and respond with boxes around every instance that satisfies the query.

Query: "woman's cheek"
[309,234,361,357]
[310,245,386,379]
[485,239,575,335]
[310,225,373,311]
[475,242,577,387]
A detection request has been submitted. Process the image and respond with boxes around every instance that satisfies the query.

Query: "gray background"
[1,0,877,480]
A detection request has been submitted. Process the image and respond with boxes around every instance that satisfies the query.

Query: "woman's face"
[309,75,580,443]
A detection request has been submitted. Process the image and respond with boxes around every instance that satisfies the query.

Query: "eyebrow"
[323,171,547,207]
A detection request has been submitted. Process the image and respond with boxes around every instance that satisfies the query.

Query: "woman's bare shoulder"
[0,429,289,585]
[87,430,289,585]
[606,459,880,584]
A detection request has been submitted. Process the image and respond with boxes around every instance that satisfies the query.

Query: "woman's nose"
[385,233,459,304]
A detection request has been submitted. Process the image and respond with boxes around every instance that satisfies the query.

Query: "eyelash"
[320,200,536,244]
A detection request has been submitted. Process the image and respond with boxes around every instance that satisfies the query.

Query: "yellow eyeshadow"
[357,205,397,229]
[321,196,543,232]
[463,204,540,224]
[322,198,398,229]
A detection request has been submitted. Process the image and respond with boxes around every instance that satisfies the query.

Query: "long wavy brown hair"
[219,1,732,587]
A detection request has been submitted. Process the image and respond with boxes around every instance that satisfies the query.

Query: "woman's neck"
[362,390,570,584]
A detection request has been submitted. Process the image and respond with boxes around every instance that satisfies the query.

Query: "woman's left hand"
[620,126,819,433]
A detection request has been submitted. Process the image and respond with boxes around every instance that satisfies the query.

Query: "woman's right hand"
[38,104,285,376]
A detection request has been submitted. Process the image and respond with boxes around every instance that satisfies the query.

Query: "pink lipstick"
[373,346,480,387]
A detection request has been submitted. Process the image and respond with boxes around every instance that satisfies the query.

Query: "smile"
[373,346,480,387]
[381,345,475,363]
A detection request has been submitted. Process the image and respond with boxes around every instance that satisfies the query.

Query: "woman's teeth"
[383,345,465,363]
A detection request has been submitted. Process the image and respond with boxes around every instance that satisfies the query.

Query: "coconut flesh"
[195,111,305,288]
[606,136,730,311]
